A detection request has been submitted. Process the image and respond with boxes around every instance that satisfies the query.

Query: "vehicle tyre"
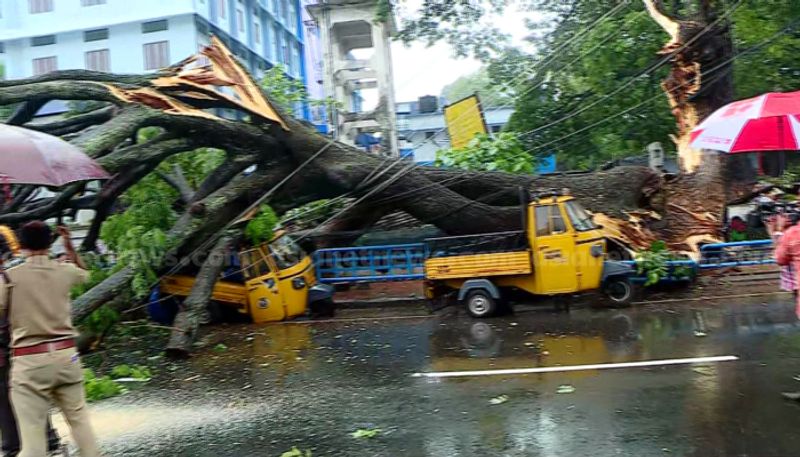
[465,290,498,318]
[604,276,634,306]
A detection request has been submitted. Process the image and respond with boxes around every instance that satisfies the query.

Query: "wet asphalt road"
[80,296,800,457]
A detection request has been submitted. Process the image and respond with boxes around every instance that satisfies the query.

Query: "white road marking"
[411,355,739,379]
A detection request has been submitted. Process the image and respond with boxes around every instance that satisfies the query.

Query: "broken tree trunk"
[641,0,756,253]
[166,233,236,358]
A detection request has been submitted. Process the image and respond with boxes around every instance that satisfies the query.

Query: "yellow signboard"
[443,94,488,149]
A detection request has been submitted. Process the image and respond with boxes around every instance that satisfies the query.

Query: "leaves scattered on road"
[557,385,576,394]
[351,428,382,439]
[281,447,312,457]
[489,394,509,405]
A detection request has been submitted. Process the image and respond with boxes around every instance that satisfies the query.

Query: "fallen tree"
[0,0,757,353]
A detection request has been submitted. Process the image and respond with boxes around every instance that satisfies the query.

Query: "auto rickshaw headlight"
[292,277,307,289]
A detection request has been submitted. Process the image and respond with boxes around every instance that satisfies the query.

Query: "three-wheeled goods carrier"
[422,193,634,316]
[315,192,635,318]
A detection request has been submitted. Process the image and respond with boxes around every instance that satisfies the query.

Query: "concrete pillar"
[308,0,398,156]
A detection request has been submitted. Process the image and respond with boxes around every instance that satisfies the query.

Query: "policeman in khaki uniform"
[1,222,100,457]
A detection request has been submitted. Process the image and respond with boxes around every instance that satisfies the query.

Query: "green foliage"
[245,205,279,245]
[84,369,125,402]
[70,255,113,299]
[110,364,152,380]
[441,68,513,108]
[280,199,349,231]
[435,133,534,174]
[82,305,121,337]
[260,65,339,116]
[635,241,692,287]
[500,5,673,170]
[394,0,510,60]
[497,0,800,170]
[764,164,800,189]
[351,428,382,439]
[99,132,225,298]
[281,448,312,457]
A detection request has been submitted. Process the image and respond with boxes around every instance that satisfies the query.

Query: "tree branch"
[26,105,116,136]
[644,0,681,41]
[157,164,195,204]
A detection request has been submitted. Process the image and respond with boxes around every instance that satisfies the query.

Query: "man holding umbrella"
[0,125,110,455]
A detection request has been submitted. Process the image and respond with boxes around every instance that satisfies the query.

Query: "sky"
[389,4,544,104]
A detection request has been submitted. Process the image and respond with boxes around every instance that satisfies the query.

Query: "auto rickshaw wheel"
[604,276,634,306]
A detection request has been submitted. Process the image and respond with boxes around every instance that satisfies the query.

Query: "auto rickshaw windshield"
[565,200,598,231]
[269,235,306,270]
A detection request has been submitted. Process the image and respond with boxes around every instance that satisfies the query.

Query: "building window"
[30,35,56,47]
[425,131,435,139]
[85,49,110,72]
[273,24,281,63]
[84,28,109,42]
[288,1,297,32]
[81,0,107,6]
[32,56,57,76]
[282,32,290,67]
[143,41,169,70]
[291,43,300,76]
[142,20,168,33]
[236,8,244,32]
[218,0,226,18]
[0,43,5,54]
[254,19,262,44]
[28,0,53,14]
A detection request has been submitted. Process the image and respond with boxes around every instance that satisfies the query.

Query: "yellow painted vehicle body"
[161,232,334,324]
[424,195,632,316]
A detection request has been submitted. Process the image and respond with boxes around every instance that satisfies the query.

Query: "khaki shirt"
[1,255,88,348]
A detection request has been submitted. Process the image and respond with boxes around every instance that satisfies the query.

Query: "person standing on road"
[0,230,65,457]
[4,222,101,457]
[767,214,796,297]
[773,213,800,317]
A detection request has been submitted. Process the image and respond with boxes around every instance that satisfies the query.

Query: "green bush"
[84,369,125,402]
[110,364,152,380]
[245,205,279,245]
[635,241,693,286]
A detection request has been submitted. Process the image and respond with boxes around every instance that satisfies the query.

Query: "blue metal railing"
[698,239,775,269]
[313,239,779,285]
[313,243,427,284]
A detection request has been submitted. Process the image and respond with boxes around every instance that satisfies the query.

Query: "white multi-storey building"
[0,0,314,118]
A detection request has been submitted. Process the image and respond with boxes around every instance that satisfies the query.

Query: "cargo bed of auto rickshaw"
[159,275,249,312]
[423,231,532,280]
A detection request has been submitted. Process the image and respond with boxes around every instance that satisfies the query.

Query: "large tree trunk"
[641,0,756,252]
[0,26,751,353]
[166,233,236,358]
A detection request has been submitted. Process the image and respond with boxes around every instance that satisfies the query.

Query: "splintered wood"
[104,36,288,129]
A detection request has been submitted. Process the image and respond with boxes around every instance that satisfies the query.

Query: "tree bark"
[165,233,235,358]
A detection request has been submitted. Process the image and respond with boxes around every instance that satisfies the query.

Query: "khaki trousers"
[10,348,99,457]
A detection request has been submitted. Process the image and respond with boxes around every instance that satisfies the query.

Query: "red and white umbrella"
[690,90,800,153]
[0,124,110,187]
